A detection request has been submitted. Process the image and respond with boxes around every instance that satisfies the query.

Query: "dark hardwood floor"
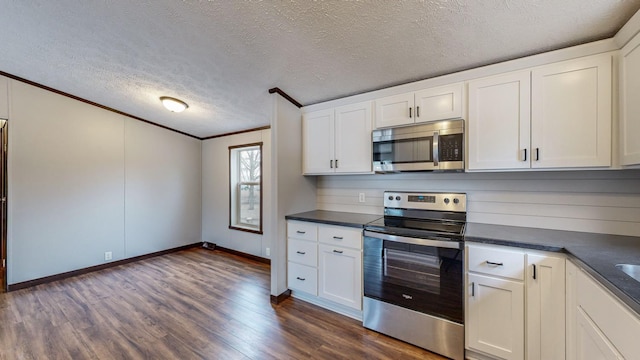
[0,248,446,359]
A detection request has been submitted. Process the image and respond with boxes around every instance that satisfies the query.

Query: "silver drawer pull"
[333,236,343,240]
[296,277,305,281]
[333,250,343,254]
[486,261,504,266]
[402,294,413,300]
[296,251,306,255]
[296,231,306,234]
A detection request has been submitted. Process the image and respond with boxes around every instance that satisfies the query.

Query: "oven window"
[373,137,433,164]
[364,236,464,324]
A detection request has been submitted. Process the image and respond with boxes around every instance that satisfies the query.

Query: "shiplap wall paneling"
[316,171,640,237]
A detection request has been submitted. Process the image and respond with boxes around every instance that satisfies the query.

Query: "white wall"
[316,169,640,237]
[124,119,202,257]
[270,94,317,296]
[201,129,271,258]
[7,80,202,284]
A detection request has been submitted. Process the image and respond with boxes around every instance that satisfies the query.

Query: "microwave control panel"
[439,134,463,161]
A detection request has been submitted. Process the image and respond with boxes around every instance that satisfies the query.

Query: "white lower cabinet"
[575,307,623,360]
[287,220,363,318]
[318,244,362,309]
[467,272,524,360]
[527,254,566,360]
[566,260,640,360]
[466,243,565,360]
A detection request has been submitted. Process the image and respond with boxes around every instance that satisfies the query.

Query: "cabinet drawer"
[467,244,525,280]
[287,238,317,267]
[318,225,362,249]
[288,262,318,296]
[287,221,318,242]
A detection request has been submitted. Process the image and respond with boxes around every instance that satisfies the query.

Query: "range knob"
[444,198,450,204]
[395,196,401,201]
[453,198,460,204]
[388,196,394,201]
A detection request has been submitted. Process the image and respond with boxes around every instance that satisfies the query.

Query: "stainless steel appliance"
[363,191,466,360]
[372,119,464,173]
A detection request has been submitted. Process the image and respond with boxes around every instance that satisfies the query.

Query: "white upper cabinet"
[0,76,8,119]
[302,101,373,175]
[531,54,612,168]
[374,83,463,129]
[468,71,531,170]
[374,92,414,128]
[302,109,334,174]
[620,31,640,166]
[334,101,373,173]
[468,53,612,171]
[414,83,463,123]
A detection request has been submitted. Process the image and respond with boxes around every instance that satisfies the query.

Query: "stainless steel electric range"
[363,191,466,360]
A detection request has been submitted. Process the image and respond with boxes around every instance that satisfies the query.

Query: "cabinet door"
[620,33,640,166]
[468,71,531,170]
[374,92,414,128]
[527,254,566,360]
[318,244,362,310]
[334,101,373,173]
[576,307,623,360]
[0,76,8,120]
[414,83,463,123]
[302,109,334,174]
[531,54,612,168]
[467,273,524,360]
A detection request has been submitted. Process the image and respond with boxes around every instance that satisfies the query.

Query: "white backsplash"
[316,169,640,237]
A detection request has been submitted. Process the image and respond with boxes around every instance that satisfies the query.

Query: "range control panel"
[384,191,467,212]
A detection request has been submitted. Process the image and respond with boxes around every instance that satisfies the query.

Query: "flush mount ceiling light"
[160,96,189,113]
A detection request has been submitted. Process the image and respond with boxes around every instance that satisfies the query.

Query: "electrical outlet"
[104,251,112,261]
[359,193,366,203]
[265,247,270,256]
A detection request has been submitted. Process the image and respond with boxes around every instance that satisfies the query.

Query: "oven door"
[363,231,464,324]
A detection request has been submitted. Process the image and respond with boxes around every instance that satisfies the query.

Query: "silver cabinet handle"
[296,251,306,255]
[296,231,306,234]
[296,277,305,281]
[333,249,343,254]
[330,159,333,168]
[471,282,475,297]
[432,131,439,167]
[486,261,504,266]
[402,294,413,300]
[333,236,343,240]
[335,159,338,168]
[416,106,420,118]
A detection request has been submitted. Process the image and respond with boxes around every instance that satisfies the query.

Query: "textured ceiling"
[0,1,639,138]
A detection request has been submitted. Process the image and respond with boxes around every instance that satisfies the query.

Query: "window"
[229,143,262,234]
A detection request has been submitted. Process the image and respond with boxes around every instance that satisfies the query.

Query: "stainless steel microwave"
[372,119,464,172]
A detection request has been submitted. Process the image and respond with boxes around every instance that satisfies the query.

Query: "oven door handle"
[364,230,461,249]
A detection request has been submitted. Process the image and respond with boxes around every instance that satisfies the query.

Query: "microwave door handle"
[433,132,439,167]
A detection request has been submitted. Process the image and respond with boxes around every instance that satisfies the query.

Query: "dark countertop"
[285,210,640,315]
[285,210,382,228]
[465,222,640,315]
